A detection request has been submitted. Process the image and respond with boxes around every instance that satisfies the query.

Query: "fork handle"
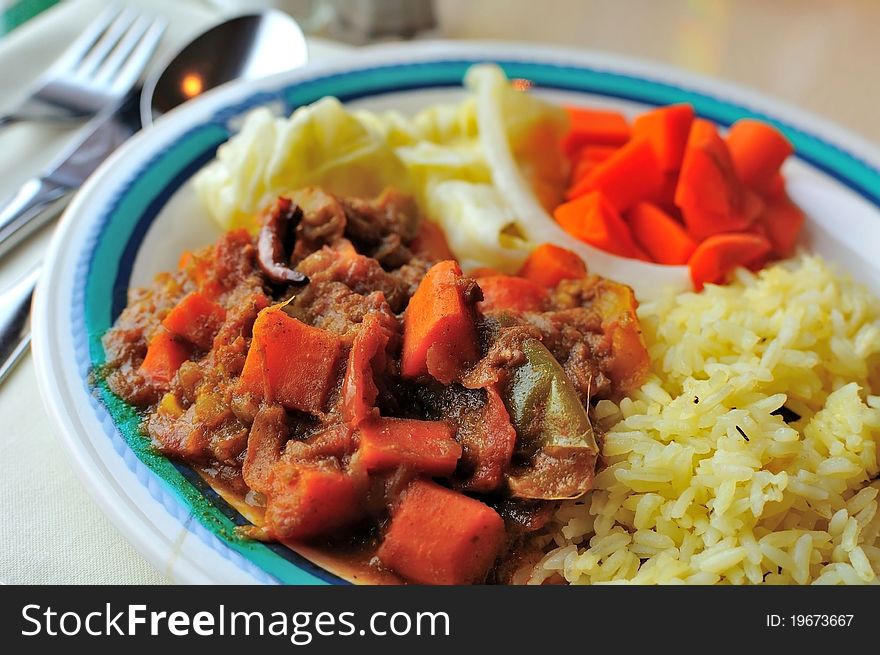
[0,265,39,386]
[0,177,70,259]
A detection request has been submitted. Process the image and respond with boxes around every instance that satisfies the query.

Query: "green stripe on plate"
[0,0,60,36]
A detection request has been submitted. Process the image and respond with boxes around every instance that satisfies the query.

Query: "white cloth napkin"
[0,0,352,584]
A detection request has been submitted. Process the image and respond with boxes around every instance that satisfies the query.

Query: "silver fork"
[0,11,166,386]
[0,7,166,128]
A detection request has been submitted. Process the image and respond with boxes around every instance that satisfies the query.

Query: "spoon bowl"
[140,9,308,127]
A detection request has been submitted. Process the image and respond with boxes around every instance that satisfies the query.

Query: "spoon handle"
[0,178,69,260]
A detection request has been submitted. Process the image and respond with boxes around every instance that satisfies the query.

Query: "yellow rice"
[530,255,880,585]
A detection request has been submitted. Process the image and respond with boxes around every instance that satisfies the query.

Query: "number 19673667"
[766,614,854,627]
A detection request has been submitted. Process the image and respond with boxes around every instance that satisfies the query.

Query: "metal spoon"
[0,10,309,386]
[140,9,308,126]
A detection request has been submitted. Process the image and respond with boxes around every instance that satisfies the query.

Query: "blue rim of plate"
[74,57,880,585]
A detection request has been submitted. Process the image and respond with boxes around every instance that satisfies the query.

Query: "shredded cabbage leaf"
[194,98,408,230]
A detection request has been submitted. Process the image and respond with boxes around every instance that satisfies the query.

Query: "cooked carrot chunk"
[626,201,698,265]
[410,219,455,261]
[561,106,631,156]
[632,103,695,171]
[518,243,587,288]
[140,330,190,387]
[590,280,651,395]
[468,266,503,279]
[763,172,787,200]
[264,461,365,541]
[569,144,618,187]
[688,233,772,290]
[377,479,506,585]
[649,172,679,209]
[566,138,665,212]
[401,260,479,384]
[758,192,805,257]
[726,119,794,192]
[161,291,226,350]
[238,306,344,414]
[675,119,763,239]
[357,417,461,476]
[555,191,648,260]
[477,275,549,313]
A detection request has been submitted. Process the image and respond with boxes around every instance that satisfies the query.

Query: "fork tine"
[75,8,138,78]
[92,15,151,86]
[43,5,121,77]
[108,18,167,96]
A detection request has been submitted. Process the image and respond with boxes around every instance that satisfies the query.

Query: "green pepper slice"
[502,338,598,500]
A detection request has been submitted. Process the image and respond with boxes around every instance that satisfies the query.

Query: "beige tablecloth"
[2,0,878,585]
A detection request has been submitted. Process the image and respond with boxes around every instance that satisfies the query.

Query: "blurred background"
[2,0,878,141]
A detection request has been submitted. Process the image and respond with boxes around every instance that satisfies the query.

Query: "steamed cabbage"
[194,98,408,230]
[193,65,567,269]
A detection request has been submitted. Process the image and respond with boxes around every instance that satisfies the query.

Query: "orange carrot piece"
[377,479,506,585]
[590,280,651,395]
[555,191,648,259]
[264,461,365,541]
[342,312,392,427]
[518,243,588,288]
[626,201,698,265]
[401,260,479,384]
[238,333,265,396]
[570,144,618,186]
[161,291,226,350]
[572,144,618,165]
[649,172,679,209]
[357,417,461,476]
[477,275,549,313]
[758,192,805,257]
[688,232,772,290]
[409,219,455,261]
[468,266,503,279]
[632,103,695,171]
[561,106,631,156]
[566,138,665,212]
[238,306,344,414]
[675,119,763,239]
[726,119,794,191]
[763,172,787,200]
[140,330,190,387]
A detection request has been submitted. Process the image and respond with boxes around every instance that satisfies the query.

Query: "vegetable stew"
[101,187,649,584]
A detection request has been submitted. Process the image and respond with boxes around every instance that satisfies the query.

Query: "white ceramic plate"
[31,42,880,584]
